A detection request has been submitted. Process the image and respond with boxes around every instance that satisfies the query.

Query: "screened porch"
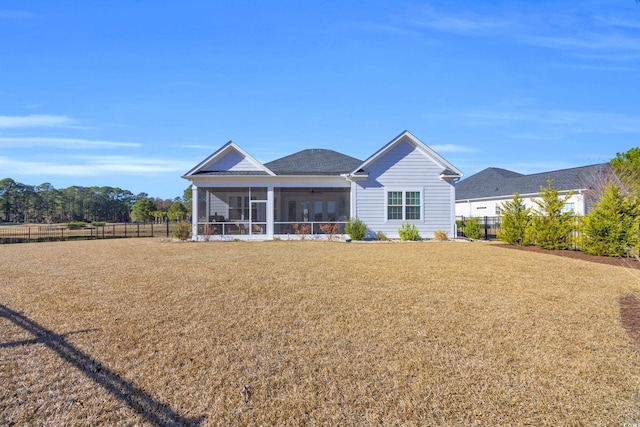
[195,187,350,238]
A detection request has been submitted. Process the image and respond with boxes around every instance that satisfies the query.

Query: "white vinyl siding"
[203,150,264,173]
[354,139,456,238]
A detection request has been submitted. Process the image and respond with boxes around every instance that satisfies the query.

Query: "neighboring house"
[455,163,615,218]
[182,130,463,240]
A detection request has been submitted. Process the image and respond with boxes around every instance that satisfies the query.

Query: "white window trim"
[384,188,424,222]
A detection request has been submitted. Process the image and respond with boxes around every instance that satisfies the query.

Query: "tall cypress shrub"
[497,193,531,245]
[527,180,575,250]
[581,184,640,257]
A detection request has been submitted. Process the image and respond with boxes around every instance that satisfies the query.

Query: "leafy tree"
[610,147,640,198]
[131,198,157,222]
[167,201,188,221]
[580,184,640,257]
[183,185,193,215]
[0,178,18,221]
[497,193,531,245]
[151,210,166,224]
[527,180,575,250]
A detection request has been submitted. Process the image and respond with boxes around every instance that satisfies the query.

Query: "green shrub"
[434,230,448,241]
[463,217,482,240]
[66,221,87,229]
[398,223,420,241]
[345,218,367,240]
[172,221,191,240]
[91,221,106,226]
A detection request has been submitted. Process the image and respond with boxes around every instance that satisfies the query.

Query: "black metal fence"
[0,222,179,244]
[456,216,501,240]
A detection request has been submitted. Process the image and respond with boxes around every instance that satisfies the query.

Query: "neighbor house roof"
[265,149,363,175]
[456,163,612,201]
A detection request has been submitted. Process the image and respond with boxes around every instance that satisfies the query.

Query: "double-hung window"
[387,190,422,221]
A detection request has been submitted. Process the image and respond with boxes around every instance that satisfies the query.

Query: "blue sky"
[1,0,640,199]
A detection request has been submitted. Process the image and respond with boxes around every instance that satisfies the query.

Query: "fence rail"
[456,216,502,240]
[0,222,178,244]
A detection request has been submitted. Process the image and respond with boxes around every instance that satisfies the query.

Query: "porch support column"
[267,185,274,239]
[349,180,357,219]
[191,184,198,240]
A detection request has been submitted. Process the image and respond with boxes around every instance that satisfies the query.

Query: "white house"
[455,163,614,218]
[182,130,463,240]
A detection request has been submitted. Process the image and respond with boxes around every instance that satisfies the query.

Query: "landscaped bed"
[1,239,639,425]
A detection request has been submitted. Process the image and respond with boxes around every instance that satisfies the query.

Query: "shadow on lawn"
[0,303,204,426]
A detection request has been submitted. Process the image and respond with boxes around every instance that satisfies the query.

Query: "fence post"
[484,216,488,240]
[166,221,170,237]
[137,222,140,238]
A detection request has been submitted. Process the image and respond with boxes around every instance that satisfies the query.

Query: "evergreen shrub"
[345,218,367,240]
[172,221,191,240]
[399,223,420,241]
[463,217,482,240]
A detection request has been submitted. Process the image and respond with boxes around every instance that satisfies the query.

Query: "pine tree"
[581,184,640,257]
[527,180,575,250]
[497,193,531,245]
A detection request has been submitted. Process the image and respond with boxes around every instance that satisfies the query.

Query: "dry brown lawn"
[1,239,640,426]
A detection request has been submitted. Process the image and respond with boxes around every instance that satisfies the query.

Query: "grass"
[1,239,640,425]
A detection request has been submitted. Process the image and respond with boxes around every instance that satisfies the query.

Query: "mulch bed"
[495,244,640,270]
[621,294,640,347]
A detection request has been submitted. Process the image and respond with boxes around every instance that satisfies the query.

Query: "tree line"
[0,178,192,224]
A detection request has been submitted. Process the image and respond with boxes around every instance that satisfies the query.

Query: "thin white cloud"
[0,155,194,177]
[526,33,640,53]
[430,144,476,153]
[406,5,511,36]
[177,144,216,150]
[596,16,640,30]
[0,137,141,149]
[0,114,75,129]
[0,9,36,19]
[453,109,640,134]
[506,133,563,141]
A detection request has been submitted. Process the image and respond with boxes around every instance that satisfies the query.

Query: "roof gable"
[265,149,362,175]
[183,141,274,177]
[456,163,613,200]
[351,130,463,179]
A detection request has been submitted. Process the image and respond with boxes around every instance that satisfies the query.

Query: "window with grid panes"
[387,191,403,220]
[405,191,420,220]
[387,190,421,221]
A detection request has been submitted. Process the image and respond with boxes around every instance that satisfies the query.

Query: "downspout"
[342,174,356,219]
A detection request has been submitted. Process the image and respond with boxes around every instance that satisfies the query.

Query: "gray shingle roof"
[456,163,612,200]
[191,170,270,176]
[265,149,363,175]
